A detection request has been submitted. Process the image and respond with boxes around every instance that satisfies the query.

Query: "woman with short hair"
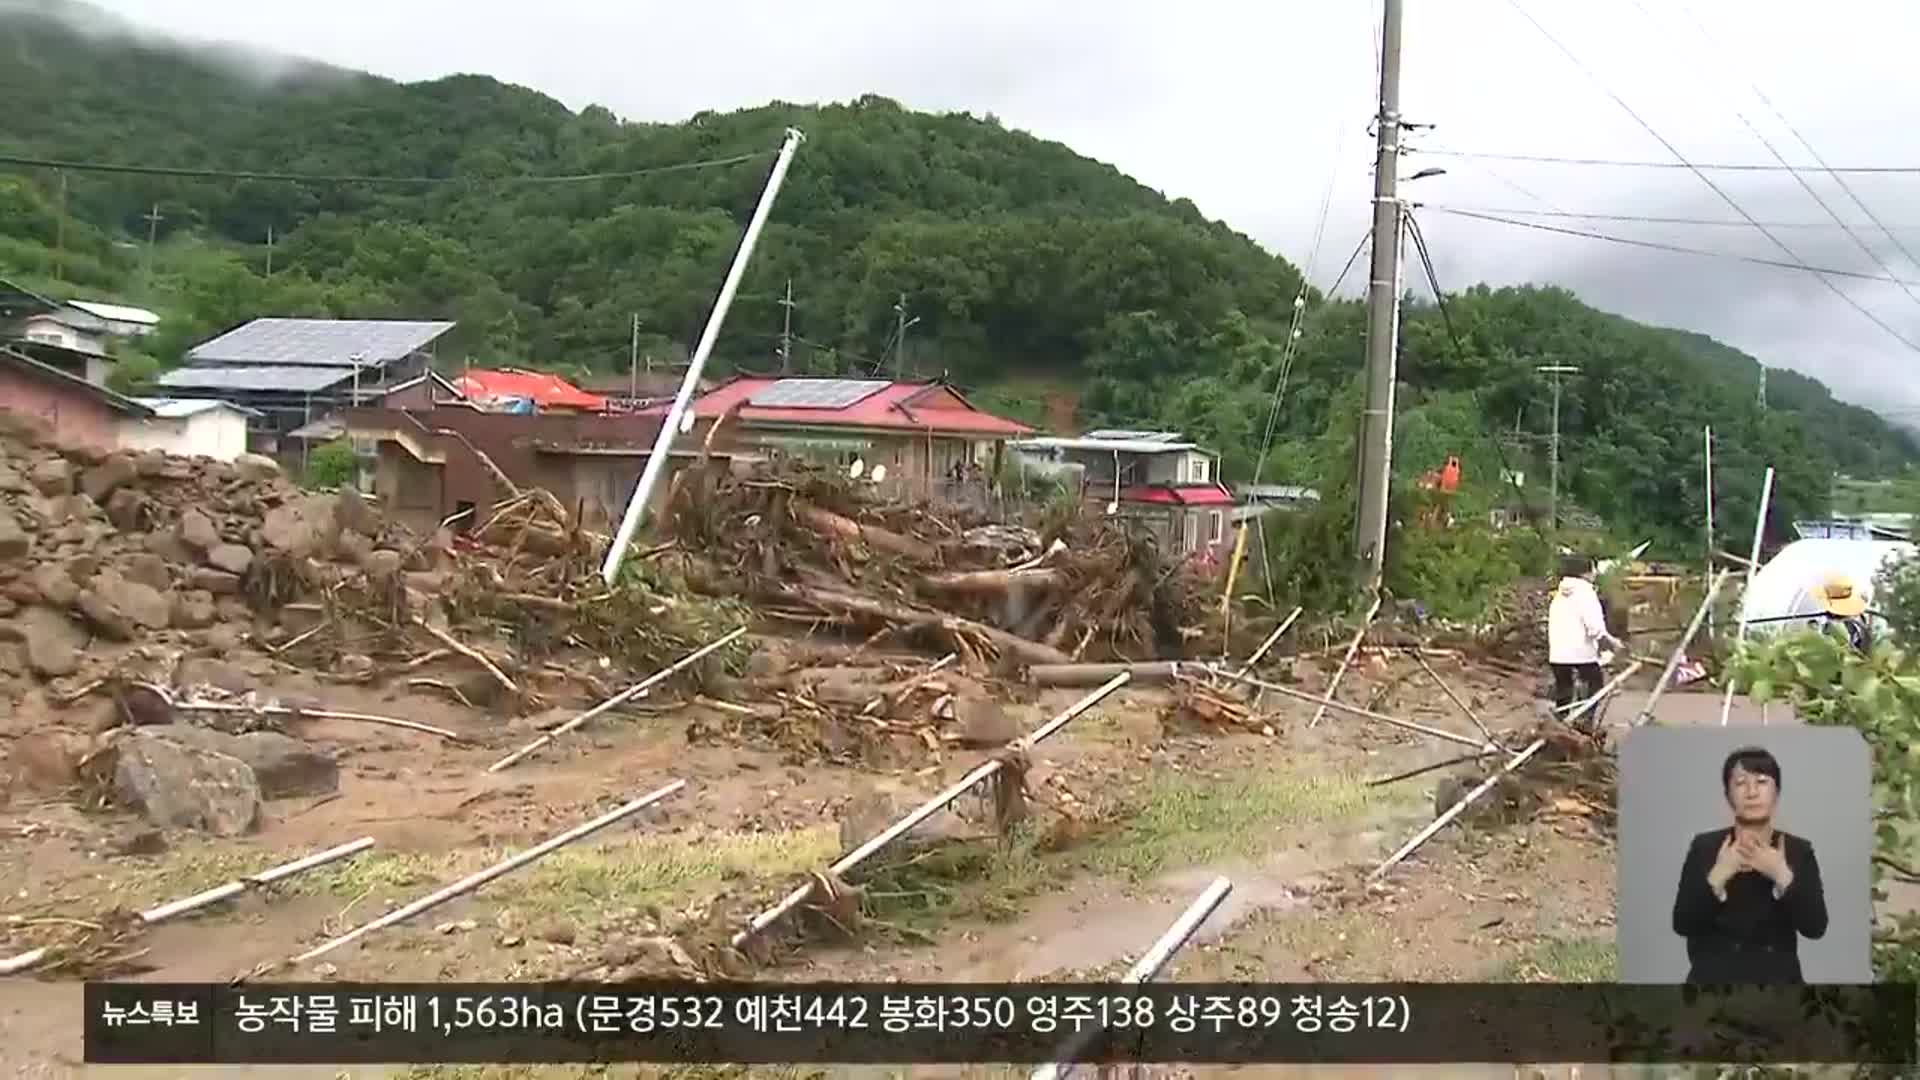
[1671,746,1828,983]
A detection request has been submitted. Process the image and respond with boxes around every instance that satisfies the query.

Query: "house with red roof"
[651,376,1032,503]
[1009,429,1236,561]
[452,368,607,414]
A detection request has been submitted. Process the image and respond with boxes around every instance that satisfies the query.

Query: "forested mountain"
[1,0,1912,548]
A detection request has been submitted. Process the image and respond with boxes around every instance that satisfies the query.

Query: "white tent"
[1737,538,1915,637]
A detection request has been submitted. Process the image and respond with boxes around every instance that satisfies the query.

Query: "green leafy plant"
[302,440,358,491]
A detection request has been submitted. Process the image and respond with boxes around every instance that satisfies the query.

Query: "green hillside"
[0,0,1912,549]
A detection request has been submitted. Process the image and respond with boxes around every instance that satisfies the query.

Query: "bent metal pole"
[489,627,746,772]
[1633,568,1731,728]
[731,672,1131,949]
[284,781,687,969]
[1029,876,1234,1080]
[602,128,806,586]
[1207,665,1493,752]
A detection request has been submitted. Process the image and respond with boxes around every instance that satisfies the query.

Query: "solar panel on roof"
[746,378,890,409]
[157,364,356,393]
[187,319,456,367]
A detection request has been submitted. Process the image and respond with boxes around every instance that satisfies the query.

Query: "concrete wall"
[18,315,104,357]
[0,363,122,451]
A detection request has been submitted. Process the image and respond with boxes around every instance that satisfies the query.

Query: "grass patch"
[104,826,839,925]
[1082,768,1380,880]
[1497,935,1618,982]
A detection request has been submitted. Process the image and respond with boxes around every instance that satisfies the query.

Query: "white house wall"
[117,409,250,462]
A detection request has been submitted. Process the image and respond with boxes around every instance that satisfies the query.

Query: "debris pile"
[662,458,1210,667]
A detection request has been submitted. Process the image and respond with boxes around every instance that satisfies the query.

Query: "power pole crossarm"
[1353,0,1405,585]
[601,128,806,586]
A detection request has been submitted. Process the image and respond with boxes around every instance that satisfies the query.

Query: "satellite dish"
[849,459,865,479]
[870,464,888,484]
[678,411,695,434]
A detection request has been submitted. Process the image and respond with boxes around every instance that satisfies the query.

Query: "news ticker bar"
[84,982,1914,1064]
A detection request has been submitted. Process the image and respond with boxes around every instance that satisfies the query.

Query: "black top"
[1671,827,1827,984]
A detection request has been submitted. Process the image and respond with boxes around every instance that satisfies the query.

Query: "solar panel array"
[157,365,356,393]
[188,319,456,367]
[746,378,890,409]
[1085,429,1181,442]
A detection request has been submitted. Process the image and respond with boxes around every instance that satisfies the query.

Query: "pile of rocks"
[0,415,421,693]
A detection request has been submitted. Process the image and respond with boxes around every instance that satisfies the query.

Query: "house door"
[1182,511,1199,554]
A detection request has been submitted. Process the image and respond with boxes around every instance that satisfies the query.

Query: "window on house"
[1209,510,1224,544]
[1191,456,1210,484]
[1183,512,1199,553]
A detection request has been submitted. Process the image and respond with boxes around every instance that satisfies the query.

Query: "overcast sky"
[77,0,1920,418]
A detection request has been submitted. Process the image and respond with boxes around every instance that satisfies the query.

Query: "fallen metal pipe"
[2,837,377,977]
[140,837,376,923]
[732,672,1130,949]
[1633,569,1731,728]
[1205,666,1493,752]
[490,628,746,772]
[859,653,955,716]
[1310,595,1382,728]
[1029,661,1187,687]
[1370,660,1643,880]
[1406,648,1495,745]
[1030,876,1233,1080]
[282,780,686,969]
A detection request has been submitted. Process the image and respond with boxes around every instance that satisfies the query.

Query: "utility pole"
[1538,364,1580,530]
[629,313,641,399]
[265,225,275,277]
[142,203,163,284]
[893,293,910,379]
[1353,0,1405,586]
[1757,366,1767,410]
[777,279,796,374]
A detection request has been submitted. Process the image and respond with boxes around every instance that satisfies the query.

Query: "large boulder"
[178,509,220,553]
[79,455,138,502]
[207,544,253,576]
[109,730,260,835]
[140,726,338,800]
[27,458,73,496]
[27,563,77,608]
[234,453,282,483]
[0,508,28,560]
[76,575,172,640]
[17,606,84,678]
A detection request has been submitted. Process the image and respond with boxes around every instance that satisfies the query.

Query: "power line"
[1502,0,1920,357]
[1423,205,1920,230]
[0,149,775,186]
[1414,148,1920,174]
[1665,0,1920,285]
[1625,0,1920,313]
[1422,206,1920,286]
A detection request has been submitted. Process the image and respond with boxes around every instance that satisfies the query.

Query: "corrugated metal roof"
[157,365,355,393]
[188,318,455,367]
[1012,436,1199,455]
[69,300,161,325]
[132,397,263,419]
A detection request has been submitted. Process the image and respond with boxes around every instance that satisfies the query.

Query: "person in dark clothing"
[1671,747,1828,983]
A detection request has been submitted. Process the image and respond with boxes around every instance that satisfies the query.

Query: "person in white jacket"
[1548,554,1623,725]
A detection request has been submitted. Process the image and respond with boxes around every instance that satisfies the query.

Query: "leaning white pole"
[1370,660,1643,881]
[1310,594,1383,728]
[2,837,377,977]
[1208,665,1492,752]
[286,781,685,967]
[490,628,746,772]
[1719,467,1775,727]
[1030,876,1234,1080]
[732,673,1130,948]
[1235,606,1304,677]
[602,129,806,585]
[1633,569,1730,728]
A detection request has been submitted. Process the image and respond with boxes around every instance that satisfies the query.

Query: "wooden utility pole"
[777,279,796,374]
[1353,0,1405,585]
[53,171,67,283]
[893,292,909,379]
[265,225,275,277]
